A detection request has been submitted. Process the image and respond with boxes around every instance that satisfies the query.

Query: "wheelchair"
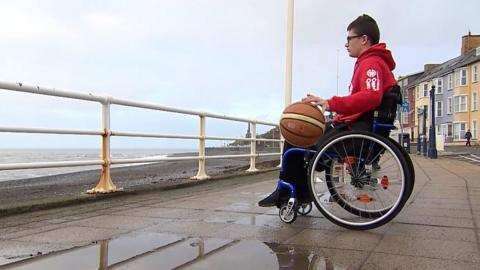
[276,86,415,230]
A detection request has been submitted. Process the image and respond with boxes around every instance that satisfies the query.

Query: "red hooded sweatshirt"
[328,43,397,123]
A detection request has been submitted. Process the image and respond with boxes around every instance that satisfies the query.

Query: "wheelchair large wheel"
[307,130,411,230]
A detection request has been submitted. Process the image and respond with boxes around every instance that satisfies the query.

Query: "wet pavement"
[1,155,480,269]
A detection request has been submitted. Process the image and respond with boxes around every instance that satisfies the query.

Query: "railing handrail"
[0,81,277,126]
[0,80,282,193]
[110,96,277,126]
[0,126,104,136]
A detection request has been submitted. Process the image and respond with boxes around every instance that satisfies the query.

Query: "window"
[453,122,467,140]
[473,65,478,83]
[447,73,454,89]
[441,124,452,137]
[435,101,443,117]
[473,92,478,111]
[436,125,442,135]
[416,84,428,98]
[473,120,478,139]
[453,95,467,112]
[462,69,467,85]
[435,78,443,94]
[423,83,429,97]
[447,97,453,114]
[440,124,446,136]
[454,68,467,87]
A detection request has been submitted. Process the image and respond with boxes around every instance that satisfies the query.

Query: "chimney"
[424,64,439,72]
[461,33,480,56]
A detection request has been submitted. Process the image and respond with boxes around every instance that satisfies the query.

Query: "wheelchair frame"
[275,108,415,230]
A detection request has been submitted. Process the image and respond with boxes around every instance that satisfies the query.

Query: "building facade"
[398,34,480,145]
[397,72,422,141]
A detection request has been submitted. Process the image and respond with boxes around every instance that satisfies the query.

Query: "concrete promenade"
[0,155,479,269]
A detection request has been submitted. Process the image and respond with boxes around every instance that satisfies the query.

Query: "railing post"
[192,114,209,180]
[98,240,109,270]
[196,238,205,258]
[87,98,122,193]
[247,121,258,172]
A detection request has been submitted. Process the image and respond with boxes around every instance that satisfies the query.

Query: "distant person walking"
[465,129,472,146]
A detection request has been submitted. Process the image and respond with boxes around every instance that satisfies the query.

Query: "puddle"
[217,202,254,212]
[1,232,350,269]
[0,232,184,270]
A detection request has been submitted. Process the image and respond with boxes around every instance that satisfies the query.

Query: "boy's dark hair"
[347,14,380,45]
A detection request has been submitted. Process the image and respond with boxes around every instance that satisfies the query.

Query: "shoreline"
[0,147,279,184]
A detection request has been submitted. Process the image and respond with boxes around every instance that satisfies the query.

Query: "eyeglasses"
[346,35,363,43]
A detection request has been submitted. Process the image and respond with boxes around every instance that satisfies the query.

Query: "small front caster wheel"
[297,202,312,215]
[279,203,297,223]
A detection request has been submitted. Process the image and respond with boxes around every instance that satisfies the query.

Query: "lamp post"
[417,109,422,154]
[280,0,294,167]
[428,85,438,158]
[284,0,294,107]
[422,106,428,156]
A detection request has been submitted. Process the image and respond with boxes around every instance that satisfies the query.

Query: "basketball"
[280,102,326,147]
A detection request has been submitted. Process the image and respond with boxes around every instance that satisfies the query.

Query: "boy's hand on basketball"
[302,94,330,111]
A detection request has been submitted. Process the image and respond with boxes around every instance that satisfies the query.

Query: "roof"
[404,72,424,89]
[414,47,480,84]
[398,70,423,81]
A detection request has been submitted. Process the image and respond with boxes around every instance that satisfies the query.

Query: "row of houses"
[396,33,480,145]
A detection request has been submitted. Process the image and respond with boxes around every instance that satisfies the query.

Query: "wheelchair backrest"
[374,85,402,124]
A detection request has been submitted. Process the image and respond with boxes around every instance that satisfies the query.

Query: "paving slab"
[0,240,73,266]
[14,226,128,246]
[362,253,480,270]
[374,234,480,263]
[386,223,477,242]
[0,156,479,269]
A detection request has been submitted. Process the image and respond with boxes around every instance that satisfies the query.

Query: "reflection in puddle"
[1,232,345,269]
[266,243,339,270]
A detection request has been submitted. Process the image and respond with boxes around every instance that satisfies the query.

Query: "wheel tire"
[279,204,297,223]
[297,202,312,215]
[308,130,411,230]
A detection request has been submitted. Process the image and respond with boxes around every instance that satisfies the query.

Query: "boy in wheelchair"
[259,14,399,208]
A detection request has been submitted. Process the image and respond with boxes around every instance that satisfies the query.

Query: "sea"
[0,148,196,182]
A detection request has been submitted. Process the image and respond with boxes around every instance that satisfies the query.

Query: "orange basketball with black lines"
[280,102,326,147]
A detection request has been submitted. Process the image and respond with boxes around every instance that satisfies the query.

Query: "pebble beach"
[0,148,280,215]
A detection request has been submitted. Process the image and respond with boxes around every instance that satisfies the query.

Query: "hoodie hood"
[357,43,396,70]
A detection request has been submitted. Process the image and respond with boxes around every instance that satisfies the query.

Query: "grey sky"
[0,0,478,148]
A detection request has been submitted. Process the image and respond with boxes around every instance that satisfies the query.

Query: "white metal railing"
[0,81,282,193]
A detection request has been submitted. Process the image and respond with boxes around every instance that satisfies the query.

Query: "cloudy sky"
[0,0,478,149]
